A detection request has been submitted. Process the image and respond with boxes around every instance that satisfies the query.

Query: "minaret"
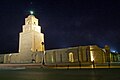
[19,11,45,53]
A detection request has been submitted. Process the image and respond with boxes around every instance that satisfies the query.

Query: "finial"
[30,11,34,15]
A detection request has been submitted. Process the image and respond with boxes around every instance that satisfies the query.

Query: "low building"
[0,54,4,63]
[45,45,109,64]
[117,54,120,61]
[110,52,118,62]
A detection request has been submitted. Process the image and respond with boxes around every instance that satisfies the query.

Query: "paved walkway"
[51,65,120,69]
[0,63,120,69]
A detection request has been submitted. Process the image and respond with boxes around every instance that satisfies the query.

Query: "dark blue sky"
[0,0,120,53]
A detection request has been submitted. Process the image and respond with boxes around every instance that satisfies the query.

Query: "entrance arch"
[69,52,74,62]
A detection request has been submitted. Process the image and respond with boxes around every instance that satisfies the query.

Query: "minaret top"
[25,12,38,26]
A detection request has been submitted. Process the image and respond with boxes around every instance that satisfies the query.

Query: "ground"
[0,67,120,80]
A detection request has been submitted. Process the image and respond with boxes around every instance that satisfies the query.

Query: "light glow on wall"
[51,55,54,63]
[9,54,12,56]
[90,51,94,61]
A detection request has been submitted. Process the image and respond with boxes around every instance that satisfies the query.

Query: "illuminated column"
[19,14,45,53]
[90,46,94,62]
[90,51,94,61]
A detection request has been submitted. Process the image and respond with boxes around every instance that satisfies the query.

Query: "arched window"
[34,22,36,25]
[69,52,74,62]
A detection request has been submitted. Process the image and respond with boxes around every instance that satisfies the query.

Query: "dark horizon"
[0,0,120,53]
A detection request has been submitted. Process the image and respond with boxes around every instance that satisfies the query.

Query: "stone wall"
[4,51,43,63]
[90,45,105,63]
[0,54,4,63]
[3,45,113,64]
[45,45,106,64]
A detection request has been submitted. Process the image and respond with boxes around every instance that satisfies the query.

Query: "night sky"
[0,0,120,53]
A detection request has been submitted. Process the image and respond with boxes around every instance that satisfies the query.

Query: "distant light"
[112,50,116,53]
[111,49,117,53]
[30,11,34,15]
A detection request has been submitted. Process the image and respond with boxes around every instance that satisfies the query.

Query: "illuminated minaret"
[19,11,45,53]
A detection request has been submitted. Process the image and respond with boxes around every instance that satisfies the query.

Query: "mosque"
[2,13,120,64]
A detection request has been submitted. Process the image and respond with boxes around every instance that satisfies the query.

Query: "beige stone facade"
[4,15,44,63]
[19,15,44,52]
[45,45,107,64]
